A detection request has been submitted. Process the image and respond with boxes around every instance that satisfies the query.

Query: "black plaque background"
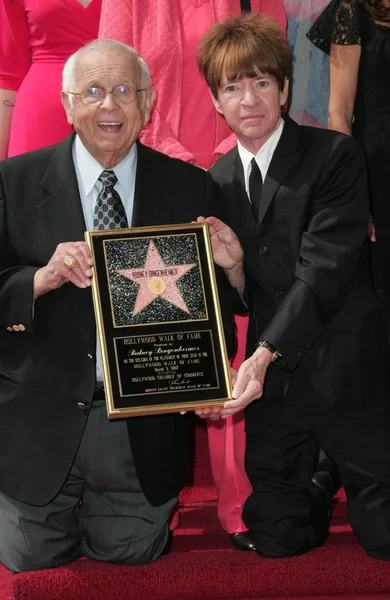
[87,224,231,416]
[114,330,218,404]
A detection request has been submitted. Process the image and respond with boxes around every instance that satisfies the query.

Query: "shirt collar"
[73,135,137,196]
[238,119,284,188]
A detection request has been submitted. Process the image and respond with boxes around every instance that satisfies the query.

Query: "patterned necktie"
[249,158,263,222]
[93,170,129,230]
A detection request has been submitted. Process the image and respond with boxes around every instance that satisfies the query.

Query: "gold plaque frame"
[85,223,232,417]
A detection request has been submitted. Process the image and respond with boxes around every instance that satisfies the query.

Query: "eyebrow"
[84,80,135,88]
[223,73,270,84]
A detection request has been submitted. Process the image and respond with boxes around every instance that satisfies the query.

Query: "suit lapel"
[257,117,301,227]
[131,142,173,227]
[37,134,95,353]
[38,133,86,246]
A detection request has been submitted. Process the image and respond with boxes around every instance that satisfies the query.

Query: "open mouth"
[97,122,123,132]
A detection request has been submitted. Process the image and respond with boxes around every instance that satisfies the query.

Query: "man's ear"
[143,86,156,124]
[61,91,74,126]
[210,89,224,116]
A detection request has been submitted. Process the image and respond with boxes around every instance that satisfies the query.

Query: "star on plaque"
[118,240,195,316]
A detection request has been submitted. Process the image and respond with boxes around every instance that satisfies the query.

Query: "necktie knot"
[250,158,262,182]
[98,169,118,188]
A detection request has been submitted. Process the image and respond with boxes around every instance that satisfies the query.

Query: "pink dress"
[99,0,286,166]
[0,0,101,157]
[99,0,286,534]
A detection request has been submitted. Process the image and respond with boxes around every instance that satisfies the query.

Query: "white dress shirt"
[238,119,284,200]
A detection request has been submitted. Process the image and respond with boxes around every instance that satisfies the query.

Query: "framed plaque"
[85,223,232,417]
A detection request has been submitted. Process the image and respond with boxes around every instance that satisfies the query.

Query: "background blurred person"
[99,0,286,550]
[308,1,390,311]
[283,0,331,128]
[0,0,101,160]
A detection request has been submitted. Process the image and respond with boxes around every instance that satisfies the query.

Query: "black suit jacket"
[210,117,390,425]
[0,135,234,506]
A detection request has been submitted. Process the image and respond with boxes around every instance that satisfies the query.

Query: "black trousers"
[243,373,390,559]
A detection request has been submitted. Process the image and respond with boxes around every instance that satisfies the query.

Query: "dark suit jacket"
[210,117,390,425]
[0,135,234,506]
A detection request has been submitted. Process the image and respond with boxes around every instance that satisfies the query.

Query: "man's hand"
[33,241,94,300]
[194,405,224,420]
[197,216,243,270]
[185,368,238,420]
[219,347,274,418]
[197,216,244,290]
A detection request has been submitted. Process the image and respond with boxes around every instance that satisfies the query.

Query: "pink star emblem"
[118,240,195,316]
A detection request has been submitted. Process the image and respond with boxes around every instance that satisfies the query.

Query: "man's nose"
[241,86,259,106]
[100,92,118,110]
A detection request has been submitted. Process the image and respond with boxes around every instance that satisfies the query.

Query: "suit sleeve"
[0,172,37,333]
[261,135,369,369]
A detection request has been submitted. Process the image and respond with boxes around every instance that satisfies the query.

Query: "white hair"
[62,39,151,101]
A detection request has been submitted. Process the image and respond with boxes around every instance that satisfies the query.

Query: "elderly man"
[196,13,390,559]
[0,39,232,572]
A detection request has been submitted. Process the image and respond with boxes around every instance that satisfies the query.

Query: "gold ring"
[63,255,78,269]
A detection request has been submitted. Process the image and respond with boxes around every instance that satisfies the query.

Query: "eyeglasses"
[68,85,148,106]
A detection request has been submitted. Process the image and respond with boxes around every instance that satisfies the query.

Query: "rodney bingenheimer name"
[129,268,179,278]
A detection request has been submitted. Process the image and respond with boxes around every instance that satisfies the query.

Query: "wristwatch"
[256,340,281,363]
